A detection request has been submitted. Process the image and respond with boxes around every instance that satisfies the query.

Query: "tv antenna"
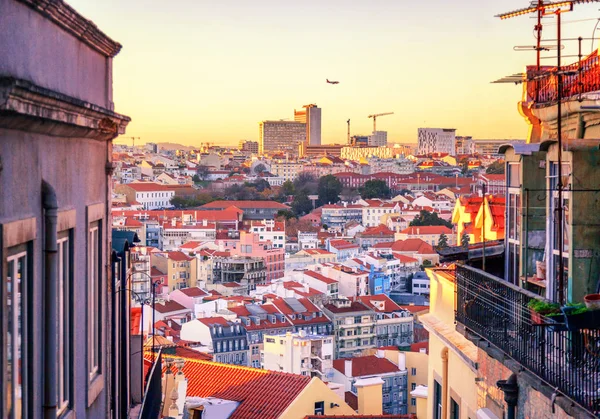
[495,0,600,304]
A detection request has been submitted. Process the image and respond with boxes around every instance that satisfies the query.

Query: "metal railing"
[455,265,600,416]
[139,349,162,419]
[526,50,600,105]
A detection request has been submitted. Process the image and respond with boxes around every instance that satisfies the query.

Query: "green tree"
[317,174,343,206]
[359,179,391,199]
[291,190,313,216]
[196,165,210,180]
[254,163,267,174]
[437,233,449,249]
[409,210,453,229]
[293,172,318,195]
[458,157,470,175]
[486,160,505,174]
[281,180,295,196]
[276,210,296,220]
[397,188,412,196]
[339,187,360,203]
[461,232,470,247]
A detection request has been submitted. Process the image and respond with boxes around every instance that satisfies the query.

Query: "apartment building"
[271,159,304,181]
[263,331,334,381]
[230,304,293,368]
[320,264,370,297]
[259,120,306,156]
[321,204,364,231]
[327,239,360,262]
[152,251,198,292]
[248,219,286,249]
[295,248,337,264]
[301,270,339,299]
[0,0,133,415]
[396,225,456,247]
[353,295,414,348]
[268,297,334,335]
[322,299,377,358]
[211,256,267,292]
[115,182,175,209]
[333,353,409,415]
[225,231,285,281]
[200,200,289,220]
[180,317,249,366]
[362,201,401,227]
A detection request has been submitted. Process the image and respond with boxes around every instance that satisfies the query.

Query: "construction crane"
[347,119,351,144]
[129,136,140,147]
[367,112,394,132]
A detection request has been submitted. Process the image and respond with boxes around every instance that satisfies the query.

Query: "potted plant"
[584,294,600,311]
[527,300,561,324]
[561,304,600,331]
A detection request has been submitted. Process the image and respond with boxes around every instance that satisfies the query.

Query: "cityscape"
[2,0,600,419]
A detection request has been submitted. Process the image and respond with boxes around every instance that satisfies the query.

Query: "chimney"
[397,351,406,371]
[376,349,384,358]
[344,359,352,377]
[355,377,384,415]
[203,219,208,227]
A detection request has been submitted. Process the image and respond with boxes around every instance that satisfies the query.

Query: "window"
[433,380,442,419]
[411,383,416,390]
[411,398,417,407]
[411,367,417,376]
[314,401,325,415]
[6,248,29,419]
[88,222,102,380]
[450,398,460,419]
[58,232,73,414]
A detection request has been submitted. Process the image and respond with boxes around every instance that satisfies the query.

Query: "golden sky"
[69,0,600,146]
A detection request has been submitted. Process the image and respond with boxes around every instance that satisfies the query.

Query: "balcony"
[525,52,600,107]
[455,265,600,416]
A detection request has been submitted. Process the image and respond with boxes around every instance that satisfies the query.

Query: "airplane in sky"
[326,79,339,84]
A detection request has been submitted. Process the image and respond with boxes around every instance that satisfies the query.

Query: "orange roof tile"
[332,355,400,377]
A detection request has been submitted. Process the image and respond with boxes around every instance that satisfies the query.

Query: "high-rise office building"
[368,131,387,147]
[258,121,306,156]
[417,128,456,156]
[295,104,321,146]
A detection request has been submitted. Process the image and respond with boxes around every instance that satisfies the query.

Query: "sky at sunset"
[69,0,600,146]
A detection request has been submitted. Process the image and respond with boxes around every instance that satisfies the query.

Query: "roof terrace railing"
[455,264,600,417]
[526,50,600,105]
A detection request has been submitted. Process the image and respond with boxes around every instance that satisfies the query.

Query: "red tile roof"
[169,358,310,419]
[166,251,193,262]
[304,270,338,285]
[371,241,394,249]
[392,254,419,264]
[197,317,230,327]
[332,355,400,377]
[399,226,452,235]
[410,341,429,354]
[201,200,289,210]
[391,239,435,254]
[180,241,205,250]
[151,266,166,277]
[154,300,189,314]
[268,297,330,326]
[323,301,370,314]
[178,287,209,298]
[329,239,359,250]
[123,182,173,192]
[302,249,334,256]
[352,295,403,313]
[360,225,395,236]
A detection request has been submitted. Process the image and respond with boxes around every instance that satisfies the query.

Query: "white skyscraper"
[417,128,456,156]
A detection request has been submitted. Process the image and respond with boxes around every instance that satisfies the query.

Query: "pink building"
[219,231,285,282]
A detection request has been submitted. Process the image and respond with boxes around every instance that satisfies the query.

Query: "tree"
[486,160,505,174]
[339,187,360,203]
[458,157,470,175]
[196,165,210,180]
[254,163,267,174]
[461,232,470,247]
[192,174,201,183]
[280,216,319,237]
[397,188,412,197]
[409,210,453,229]
[437,233,449,249]
[276,210,296,220]
[359,179,391,199]
[291,190,313,216]
[250,178,271,192]
[281,180,295,196]
[317,175,343,206]
[294,172,318,195]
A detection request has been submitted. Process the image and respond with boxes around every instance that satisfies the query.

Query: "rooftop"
[332,355,400,377]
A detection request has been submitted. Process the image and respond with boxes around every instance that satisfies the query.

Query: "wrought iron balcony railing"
[455,265,600,416]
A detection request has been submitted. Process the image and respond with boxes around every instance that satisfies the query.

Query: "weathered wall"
[0,128,110,417]
[0,0,111,108]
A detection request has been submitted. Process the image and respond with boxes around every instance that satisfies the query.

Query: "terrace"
[455,264,600,417]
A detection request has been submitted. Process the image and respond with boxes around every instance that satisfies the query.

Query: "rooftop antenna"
[495,0,600,304]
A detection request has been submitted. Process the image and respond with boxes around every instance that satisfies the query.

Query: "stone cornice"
[17,0,122,57]
[0,77,131,141]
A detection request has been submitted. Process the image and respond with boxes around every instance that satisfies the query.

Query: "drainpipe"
[441,347,449,419]
[42,180,58,419]
[497,374,518,419]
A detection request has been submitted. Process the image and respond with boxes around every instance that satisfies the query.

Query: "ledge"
[0,77,130,141]
[17,0,122,57]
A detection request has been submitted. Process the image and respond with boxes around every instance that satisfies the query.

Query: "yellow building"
[452,195,505,244]
[152,251,198,292]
